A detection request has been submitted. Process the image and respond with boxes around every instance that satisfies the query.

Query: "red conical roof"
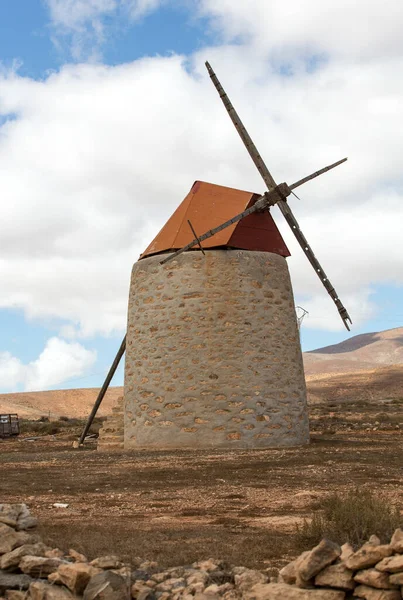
[141,181,290,259]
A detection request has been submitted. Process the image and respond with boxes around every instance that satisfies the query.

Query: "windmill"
[81,62,351,450]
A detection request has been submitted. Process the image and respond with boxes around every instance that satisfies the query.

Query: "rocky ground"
[1,504,403,599]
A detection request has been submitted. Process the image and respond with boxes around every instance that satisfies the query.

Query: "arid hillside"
[303,326,403,375]
[0,386,123,418]
[306,364,403,406]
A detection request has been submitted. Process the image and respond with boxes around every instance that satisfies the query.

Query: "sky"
[0,0,402,393]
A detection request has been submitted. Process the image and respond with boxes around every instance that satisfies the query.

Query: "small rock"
[15,505,38,531]
[375,555,403,573]
[0,571,33,594]
[186,581,205,594]
[314,562,355,590]
[204,584,220,595]
[353,584,401,599]
[52,504,69,509]
[48,572,63,585]
[131,569,152,582]
[112,566,131,578]
[368,535,382,546]
[5,591,27,600]
[297,538,341,582]
[44,549,64,559]
[134,586,156,600]
[19,556,64,577]
[193,559,219,572]
[278,552,310,585]
[389,572,403,585]
[58,562,100,595]
[186,572,209,586]
[29,581,75,600]
[68,548,88,563]
[234,568,267,591]
[208,570,234,585]
[0,505,21,528]
[151,572,169,583]
[340,543,354,561]
[156,577,186,592]
[139,561,158,573]
[243,582,345,599]
[390,528,403,553]
[83,570,128,600]
[0,525,36,556]
[345,544,392,570]
[354,568,398,589]
[90,555,123,569]
[0,543,48,571]
[194,594,220,600]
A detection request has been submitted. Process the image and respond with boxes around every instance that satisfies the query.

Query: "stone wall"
[2,504,403,599]
[124,249,309,449]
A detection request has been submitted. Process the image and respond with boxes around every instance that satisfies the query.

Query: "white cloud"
[0,338,97,392]
[45,0,164,59]
[196,0,403,62]
[0,2,403,345]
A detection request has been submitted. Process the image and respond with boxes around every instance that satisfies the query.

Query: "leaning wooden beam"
[187,220,205,255]
[78,335,126,446]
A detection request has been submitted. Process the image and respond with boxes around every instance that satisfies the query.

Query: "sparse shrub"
[296,488,401,549]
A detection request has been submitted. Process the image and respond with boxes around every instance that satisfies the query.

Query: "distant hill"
[303,326,403,376]
[0,387,123,419]
[306,364,403,405]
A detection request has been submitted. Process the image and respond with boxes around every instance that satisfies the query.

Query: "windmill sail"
[205,61,352,331]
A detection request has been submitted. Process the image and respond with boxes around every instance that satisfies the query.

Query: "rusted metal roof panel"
[228,197,290,257]
[141,180,290,259]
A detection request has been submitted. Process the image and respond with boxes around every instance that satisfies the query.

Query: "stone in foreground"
[390,529,403,553]
[244,582,345,599]
[297,539,341,582]
[29,581,74,600]
[375,555,403,573]
[0,571,33,594]
[353,584,401,600]
[354,568,398,590]
[57,562,100,595]
[345,544,392,571]
[83,570,128,600]
[314,563,355,590]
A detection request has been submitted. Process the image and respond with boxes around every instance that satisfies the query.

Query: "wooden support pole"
[78,335,126,446]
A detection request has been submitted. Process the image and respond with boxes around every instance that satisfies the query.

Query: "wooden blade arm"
[277,199,352,330]
[206,61,277,190]
[290,158,347,190]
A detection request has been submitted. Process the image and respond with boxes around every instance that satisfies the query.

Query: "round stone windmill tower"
[123,180,309,449]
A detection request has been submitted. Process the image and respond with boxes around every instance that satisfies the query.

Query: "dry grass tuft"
[296,488,402,549]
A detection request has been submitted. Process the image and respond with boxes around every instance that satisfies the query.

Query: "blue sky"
[0,0,402,393]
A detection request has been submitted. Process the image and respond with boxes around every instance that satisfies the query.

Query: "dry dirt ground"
[1,402,403,572]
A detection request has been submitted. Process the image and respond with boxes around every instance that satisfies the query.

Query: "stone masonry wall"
[123,249,309,449]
